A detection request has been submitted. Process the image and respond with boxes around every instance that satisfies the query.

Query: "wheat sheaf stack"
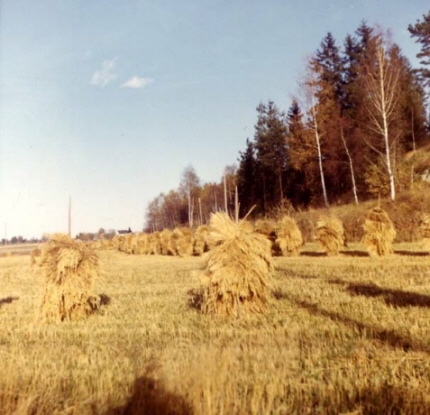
[33,233,100,323]
[419,213,430,250]
[362,207,396,256]
[174,227,194,257]
[201,212,274,317]
[193,225,210,256]
[275,216,303,256]
[315,216,347,256]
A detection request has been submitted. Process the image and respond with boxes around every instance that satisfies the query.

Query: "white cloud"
[90,58,118,87]
[120,76,154,89]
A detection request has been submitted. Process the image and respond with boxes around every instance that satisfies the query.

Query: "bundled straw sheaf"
[30,247,42,266]
[132,232,149,255]
[159,229,176,256]
[193,225,210,255]
[201,212,274,317]
[362,207,396,256]
[34,233,100,323]
[173,227,194,257]
[147,232,161,255]
[315,216,347,256]
[419,213,430,250]
[275,216,303,256]
[254,219,277,240]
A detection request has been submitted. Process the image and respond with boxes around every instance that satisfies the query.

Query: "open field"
[0,243,40,257]
[1,243,430,414]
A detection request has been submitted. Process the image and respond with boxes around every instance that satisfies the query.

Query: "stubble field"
[1,243,430,414]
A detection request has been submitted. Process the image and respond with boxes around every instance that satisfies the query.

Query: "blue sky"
[0,0,428,239]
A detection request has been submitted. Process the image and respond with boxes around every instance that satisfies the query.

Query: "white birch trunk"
[365,40,400,202]
[340,125,359,204]
[310,92,329,207]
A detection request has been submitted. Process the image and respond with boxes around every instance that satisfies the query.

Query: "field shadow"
[103,372,192,415]
[300,251,327,257]
[347,283,430,308]
[275,291,427,352]
[300,250,370,258]
[339,250,369,257]
[394,250,429,257]
[325,384,430,415]
[87,293,111,315]
[98,293,111,306]
[186,288,203,310]
[272,289,287,300]
[0,296,19,307]
[328,278,430,309]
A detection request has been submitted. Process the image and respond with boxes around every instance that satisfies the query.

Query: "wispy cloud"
[90,58,118,87]
[120,76,154,89]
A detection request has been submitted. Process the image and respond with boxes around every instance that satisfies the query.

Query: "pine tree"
[408,10,430,95]
[313,32,344,105]
[286,99,313,207]
[237,139,258,216]
[253,101,289,213]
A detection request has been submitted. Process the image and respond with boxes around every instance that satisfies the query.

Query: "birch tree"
[363,33,400,201]
[301,64,330,207]
[179,165,200,228]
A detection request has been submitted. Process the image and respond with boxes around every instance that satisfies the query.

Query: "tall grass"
[1,246,430,414]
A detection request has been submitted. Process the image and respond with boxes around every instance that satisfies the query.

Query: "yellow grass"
[1,243,430,414]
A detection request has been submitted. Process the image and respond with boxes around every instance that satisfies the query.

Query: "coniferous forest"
[145,18,430,231]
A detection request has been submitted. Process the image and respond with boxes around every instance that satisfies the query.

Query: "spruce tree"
[253,101,289,213]
[408,10,430,94]
[236,139,258,216]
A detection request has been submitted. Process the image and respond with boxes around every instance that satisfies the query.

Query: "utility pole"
[198,197,203,226]
[224,172,228,213]
[68,197,71,237]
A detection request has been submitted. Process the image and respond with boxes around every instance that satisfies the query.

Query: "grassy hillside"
[1,247,430,414]
[291,186,430,243]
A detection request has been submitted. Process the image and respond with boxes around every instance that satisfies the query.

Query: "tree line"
[145,165,238,231]
[145,16,430,230]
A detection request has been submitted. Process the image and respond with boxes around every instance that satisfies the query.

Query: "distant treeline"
[2,236,40,245]
[145,18,430,231]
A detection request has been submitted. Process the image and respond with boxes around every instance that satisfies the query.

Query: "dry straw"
[30,247,42,266]
[159,229,175,256]
[147,231,161,255]
[132,232,149,255]
[34,233,100,323]
[275,216,303,256]
[419,213,430,250]
[254,219,277,239]
[362,207,396,256]
[174,227,194,257]
[315,216,347,256]
[136,232,149,255]
[193,225,210,256]
[124,233,134,254]
[113,235,126,252]
[201,212,274,317]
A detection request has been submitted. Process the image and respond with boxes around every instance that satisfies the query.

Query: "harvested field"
[1,243,430,414]
[0,243,40,257]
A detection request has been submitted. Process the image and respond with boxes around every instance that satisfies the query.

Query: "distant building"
[117,227,132,235]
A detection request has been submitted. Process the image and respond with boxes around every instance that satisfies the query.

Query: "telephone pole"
[68,197,71,237]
